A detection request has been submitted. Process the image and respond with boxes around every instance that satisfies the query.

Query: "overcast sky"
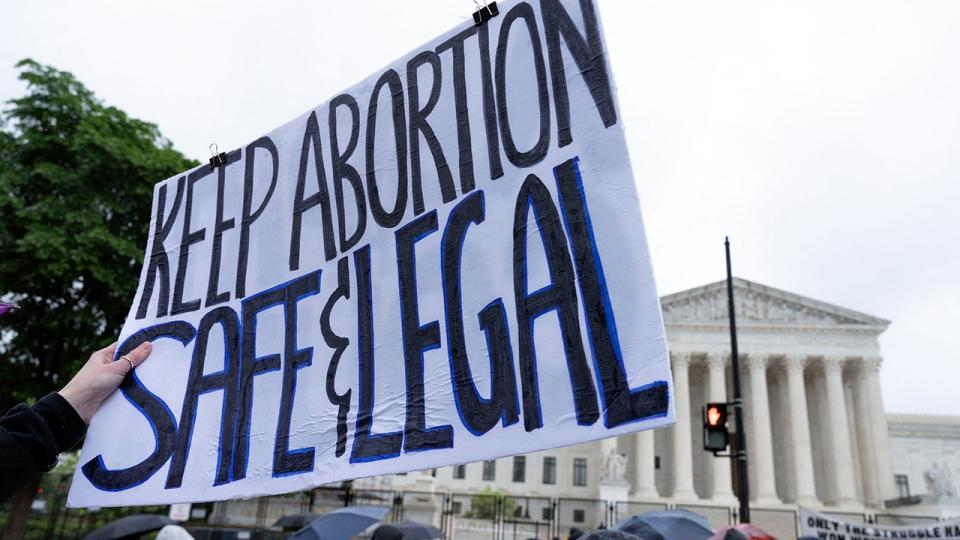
[2,1,958,416]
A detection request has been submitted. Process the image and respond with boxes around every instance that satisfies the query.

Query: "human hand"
[58,341,153,423]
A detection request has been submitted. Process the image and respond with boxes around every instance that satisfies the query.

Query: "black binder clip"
[473,0,498,25]
[209,143,227,168]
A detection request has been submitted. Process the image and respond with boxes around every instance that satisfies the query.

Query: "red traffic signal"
[706,404,725,427]
[703,402,729,452]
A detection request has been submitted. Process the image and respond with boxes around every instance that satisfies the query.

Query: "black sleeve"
[0,393,87,503]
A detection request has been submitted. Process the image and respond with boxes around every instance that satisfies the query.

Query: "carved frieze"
[661,280,884,327]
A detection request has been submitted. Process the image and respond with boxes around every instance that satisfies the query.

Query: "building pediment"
[660,277,890,329]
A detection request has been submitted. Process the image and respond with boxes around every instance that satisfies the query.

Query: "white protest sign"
[799,507,960,539]
[68,0,673,507]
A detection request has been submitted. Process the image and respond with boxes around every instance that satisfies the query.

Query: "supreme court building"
[413,278,898,506]
[214,278,956,539]
[651,277,896,509]
[363,278,946,534]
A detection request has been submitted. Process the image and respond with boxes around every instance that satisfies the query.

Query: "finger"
[97,342,119,365]
[109,341,152,376]
[124,341,153,369]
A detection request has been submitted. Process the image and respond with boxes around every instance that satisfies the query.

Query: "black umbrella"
[581,531,642,540]
[83,514,175,540]
[373,520,444,540]
[290,506,390,540]
[615,510,712,540]
[609,522,663,540]
[274,514,323,529]
[371,525,403,540]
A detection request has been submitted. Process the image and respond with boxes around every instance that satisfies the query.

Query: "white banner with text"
[800,508,960,539]
[69,0,673,506]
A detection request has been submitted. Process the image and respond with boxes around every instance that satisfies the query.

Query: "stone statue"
[601,448,627,484]
[923,462,958,502]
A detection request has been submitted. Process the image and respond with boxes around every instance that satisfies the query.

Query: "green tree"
[465,486,518,520]
[0,59,197,409]
[0,59,197,540]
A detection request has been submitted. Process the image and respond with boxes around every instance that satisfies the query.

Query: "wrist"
[34,393,88,455]
[58,386,96,424]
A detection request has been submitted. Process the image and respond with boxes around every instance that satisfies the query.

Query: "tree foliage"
[466,486,518,519]
[0,59,197,410]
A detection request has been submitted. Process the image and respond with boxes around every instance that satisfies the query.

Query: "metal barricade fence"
[554,498,611,536]
[4,473,959,540]
[398,490,445,529]
[444,491,497,540]
[612,500,669,523]
[499,496,553,540]
[0,474,170,540]
[749,507,800,540]
[673,503,733,529]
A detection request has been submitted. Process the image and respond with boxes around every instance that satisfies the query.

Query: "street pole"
[725,237,751,524]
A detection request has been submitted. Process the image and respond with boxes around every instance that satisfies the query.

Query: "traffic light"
[703,402,729,453]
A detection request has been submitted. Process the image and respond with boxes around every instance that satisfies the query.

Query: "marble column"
[851,366,879,507]
[671,352,697,499]
[863,357,897,502]
[745,355,780,504]
[823,356,859,507]
[633,430,658,498]
[705,353,735,502]
[784,355,819,506]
